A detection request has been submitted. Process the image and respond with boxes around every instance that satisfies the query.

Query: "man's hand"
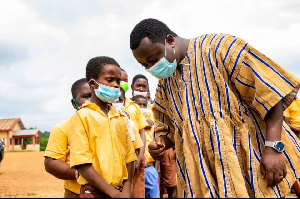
[148,137,166,160]
[260,147,287,187]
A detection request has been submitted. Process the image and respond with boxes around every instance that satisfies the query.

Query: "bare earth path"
[0,151,297,198]
[0,151,64,198]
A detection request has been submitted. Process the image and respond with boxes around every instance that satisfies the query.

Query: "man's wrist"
[265,141,285,152]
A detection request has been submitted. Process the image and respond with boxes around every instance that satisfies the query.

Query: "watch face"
[276,142,285,151]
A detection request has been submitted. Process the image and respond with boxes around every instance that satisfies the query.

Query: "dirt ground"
[0,151,297,198]
[0,151,64,198]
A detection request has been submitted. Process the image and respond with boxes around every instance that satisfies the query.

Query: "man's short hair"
[132,95,147,102]
[86,56,120,81]
[130,18,178,50]
[132,74,148,85]
[71,78,87,98]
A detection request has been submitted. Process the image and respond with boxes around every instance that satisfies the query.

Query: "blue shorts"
[145,164,160,198]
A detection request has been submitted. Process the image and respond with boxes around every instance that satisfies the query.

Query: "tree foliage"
[40,131,50,151]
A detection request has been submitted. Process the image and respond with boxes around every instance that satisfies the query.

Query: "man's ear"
[166,34,175,46]
[71,99,77,110]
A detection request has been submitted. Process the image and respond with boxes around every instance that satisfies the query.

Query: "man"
[130,18,300,198]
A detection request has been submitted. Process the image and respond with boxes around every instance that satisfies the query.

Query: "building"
[0,118,41,151]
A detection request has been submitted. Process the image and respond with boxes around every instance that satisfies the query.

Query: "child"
[121,69,148,198]
[69,56,137,198]
[111,87,137,143]
[44,78,92,198]
[132,95,160,198]
[132,74,177,198]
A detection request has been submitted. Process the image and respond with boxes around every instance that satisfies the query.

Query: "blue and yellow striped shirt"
[153,34,300,198]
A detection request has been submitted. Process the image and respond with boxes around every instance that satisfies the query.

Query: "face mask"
[147,101,151,107]
[72,98,81,110]
[112,102,124,111]
[133,90,148,97]
[141,108,148,117]
[146,39,177,79]
[120,81,129,92]
[93,80,121,103]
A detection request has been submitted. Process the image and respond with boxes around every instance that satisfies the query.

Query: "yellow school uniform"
[124,97,148,149]
[44,116,81,194]
[144,107,155,164]
[284,97,300,128]
[69,101,137,187]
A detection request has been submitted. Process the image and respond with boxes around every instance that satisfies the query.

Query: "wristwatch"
[265,141,285,152]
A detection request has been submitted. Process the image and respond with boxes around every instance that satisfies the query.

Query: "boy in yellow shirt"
[44,78,92,198]
[132,95,160,198]
[69,56,137,197]
[120,69,147,197]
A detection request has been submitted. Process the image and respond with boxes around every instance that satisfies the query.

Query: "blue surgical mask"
[112,102,124,111]
[93,80,121,103]
[146,39,177,79]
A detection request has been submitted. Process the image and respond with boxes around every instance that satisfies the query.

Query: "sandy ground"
[0,151,64,198]
[0,151,297,198]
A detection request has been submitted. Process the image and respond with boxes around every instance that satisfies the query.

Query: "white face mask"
[133,90,147,97]
[111,102,124,111]
[141,108,148,116]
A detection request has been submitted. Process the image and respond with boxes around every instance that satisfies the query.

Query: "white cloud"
[0,0,299,131]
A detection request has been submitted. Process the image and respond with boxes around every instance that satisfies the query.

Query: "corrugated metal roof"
[0,118,25,131]
[13,129,40,136]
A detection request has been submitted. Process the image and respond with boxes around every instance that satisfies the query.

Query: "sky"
[0,0,299,132]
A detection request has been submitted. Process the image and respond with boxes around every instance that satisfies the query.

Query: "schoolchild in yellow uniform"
[69,56,137,198]
[132,95,160,198]
[44,78,92,198]
[120,69,148,197]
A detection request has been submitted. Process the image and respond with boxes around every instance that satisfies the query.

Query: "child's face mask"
[112,102,124,111]
[133,90,148,97]
[120,81,129,92]
[93,80,121,103]
[141,108,148,116]
[72,98,81,110]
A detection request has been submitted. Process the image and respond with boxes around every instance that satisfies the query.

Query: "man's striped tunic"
[153,34,300,197]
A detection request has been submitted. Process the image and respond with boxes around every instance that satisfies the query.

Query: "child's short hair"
[132,74,148,85]
[71,78,87,98]
[132,95,147,102]
[86,56,120,81]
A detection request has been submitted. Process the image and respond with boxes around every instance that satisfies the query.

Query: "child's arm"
[44,157,75,180]
[121,161,135,197]
[284,117,300,136]
[136,128,146,170]
[76,163,126,198]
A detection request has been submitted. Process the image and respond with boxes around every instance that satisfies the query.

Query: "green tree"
[40,131,50,151]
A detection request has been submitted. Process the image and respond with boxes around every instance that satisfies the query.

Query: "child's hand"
[146,119,154,127]
[113,190,130,198]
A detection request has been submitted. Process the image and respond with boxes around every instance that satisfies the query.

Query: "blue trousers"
[145,164,160,198]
